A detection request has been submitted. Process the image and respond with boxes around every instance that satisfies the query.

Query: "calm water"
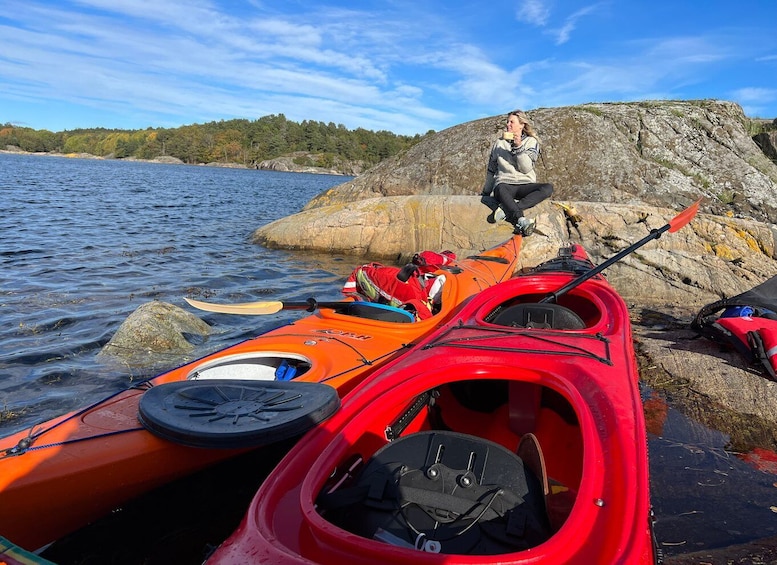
[0,153,354,436]
[645,386,777,556]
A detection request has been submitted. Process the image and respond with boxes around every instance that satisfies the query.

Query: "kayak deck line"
[0,343,408,459]
[0,331,414,460]
[0,379,155,459]
[422,324,612,365]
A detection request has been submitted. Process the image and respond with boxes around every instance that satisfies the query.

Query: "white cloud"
[0,1,453,133]
[550,4,601,45]
[736,89,777,118]
[2,0,776,132]
[415,43,537,111]
[731,87,777,103]
[516,0,550,27]
[643,37,727,65]
[521,34,741,109]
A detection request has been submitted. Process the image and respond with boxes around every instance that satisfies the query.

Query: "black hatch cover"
[138,379,339,449]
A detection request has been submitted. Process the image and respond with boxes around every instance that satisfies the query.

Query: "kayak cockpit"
[186,352,313,381]
[484,291,604,330]
[312,377,582,556]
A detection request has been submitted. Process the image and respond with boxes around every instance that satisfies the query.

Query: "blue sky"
[1,0,776,136]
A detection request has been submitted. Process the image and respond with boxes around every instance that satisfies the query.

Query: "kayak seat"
[335,302,415,323]
[492,303,585,330]
[318,430,551,554]
[518,433,576,533]
[517,433,550,524]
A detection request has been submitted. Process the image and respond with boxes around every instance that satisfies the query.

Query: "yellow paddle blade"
[183,297,285,315]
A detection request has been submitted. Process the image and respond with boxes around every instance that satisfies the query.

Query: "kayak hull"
[209,245,656,564]
[0,236,521,551]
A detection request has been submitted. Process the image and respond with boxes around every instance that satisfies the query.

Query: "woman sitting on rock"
[480,109,553,236]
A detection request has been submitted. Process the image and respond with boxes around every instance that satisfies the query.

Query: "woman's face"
[506,114,524,133]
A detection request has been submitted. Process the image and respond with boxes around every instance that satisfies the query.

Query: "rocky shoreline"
[1,146,354,175]
[13,99,777,562]
[235,100,777,563]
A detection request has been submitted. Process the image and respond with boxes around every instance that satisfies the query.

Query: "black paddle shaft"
[283,298,350,312]
[540,224,670,304]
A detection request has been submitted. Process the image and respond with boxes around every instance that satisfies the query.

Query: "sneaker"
[486,206,506,224]
[513,216,536,236]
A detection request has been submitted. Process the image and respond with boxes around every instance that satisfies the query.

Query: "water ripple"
[0,153,353,435]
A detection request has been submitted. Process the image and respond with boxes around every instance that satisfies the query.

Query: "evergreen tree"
[0,116,433,171]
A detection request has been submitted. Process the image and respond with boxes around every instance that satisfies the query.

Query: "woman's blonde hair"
[509,109,538,139]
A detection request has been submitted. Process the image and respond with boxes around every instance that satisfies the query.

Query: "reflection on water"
[644,385,777,555]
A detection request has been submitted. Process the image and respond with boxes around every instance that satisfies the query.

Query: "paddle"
[540,198,702,304]
[185,296,352,315]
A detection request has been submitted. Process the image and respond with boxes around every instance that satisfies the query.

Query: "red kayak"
[0,236,521,551]
[209,244,657,564]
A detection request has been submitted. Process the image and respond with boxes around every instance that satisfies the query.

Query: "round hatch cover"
[138,379,339,449]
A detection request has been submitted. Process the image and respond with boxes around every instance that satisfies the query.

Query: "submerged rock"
[99,301,211,361]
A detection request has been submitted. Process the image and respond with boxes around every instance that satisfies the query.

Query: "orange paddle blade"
[668,198,702,233]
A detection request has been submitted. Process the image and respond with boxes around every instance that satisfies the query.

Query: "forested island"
[0,115,433,171]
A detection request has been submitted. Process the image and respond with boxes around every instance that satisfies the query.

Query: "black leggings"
[495,182,553,221]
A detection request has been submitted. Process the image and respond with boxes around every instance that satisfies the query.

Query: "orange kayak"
[0,235,521,551]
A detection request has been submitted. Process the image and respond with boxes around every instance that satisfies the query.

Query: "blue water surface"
[0,153,354,435]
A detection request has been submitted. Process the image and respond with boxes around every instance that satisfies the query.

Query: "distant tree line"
[0,115,435,168]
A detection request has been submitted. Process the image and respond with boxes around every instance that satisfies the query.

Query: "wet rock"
[634,315,777,442]
[663,533,777,564]
[99,301,211,360]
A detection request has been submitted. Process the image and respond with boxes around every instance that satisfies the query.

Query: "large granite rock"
[302,100,777,223]
[254,196,777,308]
[252,100,777,307]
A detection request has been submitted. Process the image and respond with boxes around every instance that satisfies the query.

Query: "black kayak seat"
[318,430,551,554]
[335,302,415,323]
[492,303,586,330]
